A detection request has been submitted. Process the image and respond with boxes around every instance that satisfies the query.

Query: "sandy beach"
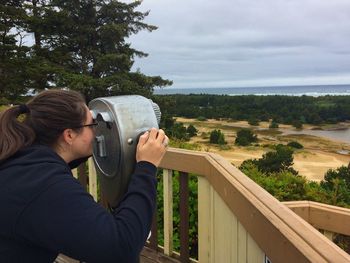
[175,117,350,181]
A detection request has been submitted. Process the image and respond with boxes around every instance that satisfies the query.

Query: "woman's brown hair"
[0,89,86,162]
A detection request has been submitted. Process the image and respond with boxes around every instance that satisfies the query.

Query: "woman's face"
[71,106,96,159]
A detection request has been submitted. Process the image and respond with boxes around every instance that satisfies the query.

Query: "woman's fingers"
[136,128,168,167]
[163,135,169,147]
[137,131,149,148]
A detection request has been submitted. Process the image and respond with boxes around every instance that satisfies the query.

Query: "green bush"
[196,116,207,121]
[239,160,307,201]
[292,120,303,129]
[168,122,189,140]
[248,118,259,126]
[253,144,297,175]
[235,129,257,146]
[269,120,279,128]
[186,124,198,137]
[321,166,350,205]
[209,129,226,145]
[287,141,303,149]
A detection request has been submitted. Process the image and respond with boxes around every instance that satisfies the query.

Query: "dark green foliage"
[287,141,303,149]
[160,116,197,141]
[168,122,188,141]
[269,120,279,128]
[154,94,350,125]
[321,166,350,205]
[1,1,172,102]
[235,129,257,146]
[239,159,350,208]
[186,124,198,137]
[292,120,303,129]
[240,161,307,201]
[160,114,175,130]
[209,129,226,145]
[196,116,207,121]
[243,144,298,175]
[0,2,30,101]
[248,117,259,126]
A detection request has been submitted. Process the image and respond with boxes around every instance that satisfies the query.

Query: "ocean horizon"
[154,84,350,96]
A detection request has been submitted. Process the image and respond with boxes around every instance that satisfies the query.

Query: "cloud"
[128,0,350,88]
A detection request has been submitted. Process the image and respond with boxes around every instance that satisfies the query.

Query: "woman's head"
[0,89,89,162]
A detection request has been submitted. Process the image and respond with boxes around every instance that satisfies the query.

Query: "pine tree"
[0,0,172,102]
[0,1,29,101]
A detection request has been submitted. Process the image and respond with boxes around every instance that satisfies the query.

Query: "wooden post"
[198,176,212,263]
[163,169,174,256]
[88,158,98,201]
[179,172,189,262]
[72,168,78,179]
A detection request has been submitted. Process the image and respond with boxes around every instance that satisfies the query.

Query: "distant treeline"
[154,94,350,124]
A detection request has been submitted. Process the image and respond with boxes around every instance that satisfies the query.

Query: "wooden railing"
[74,148,350,263]
[284,201,350,241]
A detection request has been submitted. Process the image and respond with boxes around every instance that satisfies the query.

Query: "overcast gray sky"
[128,0,350,89]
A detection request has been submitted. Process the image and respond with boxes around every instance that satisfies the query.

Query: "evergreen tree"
[1,0,172,102]
[253,144,297,175]
[0,1,29,101]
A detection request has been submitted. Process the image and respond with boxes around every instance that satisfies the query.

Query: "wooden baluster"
[163,169,174,256]
[72,168,78,179]
[88,158,98,201]
[179,172,190,262]
[198,176,212,263]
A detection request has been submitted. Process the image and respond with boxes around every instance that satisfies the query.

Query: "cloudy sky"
[128,0,350,89]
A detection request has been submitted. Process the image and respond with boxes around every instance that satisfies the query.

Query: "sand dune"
[175,117,350,181]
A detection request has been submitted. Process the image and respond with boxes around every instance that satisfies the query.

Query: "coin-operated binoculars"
[89,96,161,208]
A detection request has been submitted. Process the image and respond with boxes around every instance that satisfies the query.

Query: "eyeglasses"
[74,121,98,129]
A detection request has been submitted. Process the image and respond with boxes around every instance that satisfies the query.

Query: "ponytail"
[0,89,86,163]
[0,105,35,162]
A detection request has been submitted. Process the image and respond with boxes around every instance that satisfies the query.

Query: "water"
[280,128,350,144]
[154,84,350,96]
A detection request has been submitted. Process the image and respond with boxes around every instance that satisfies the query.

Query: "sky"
[128,0,350,89]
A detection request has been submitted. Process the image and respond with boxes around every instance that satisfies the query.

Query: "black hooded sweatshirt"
[0,145,157,263]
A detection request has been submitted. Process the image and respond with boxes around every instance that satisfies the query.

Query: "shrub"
[253,144,298,175]
[168,122,189,140]
[210,129,226,145]
[292,120,303,129]
[196,116,207,121]
[320,166,350,205]
[248,117,259,126]
[186,124,198,137]
[269,121,279,128]
[235,129,257,146]
[287,141,303,149]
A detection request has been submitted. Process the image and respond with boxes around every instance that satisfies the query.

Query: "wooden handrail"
[159,148,350,263]
[284,201,350,236]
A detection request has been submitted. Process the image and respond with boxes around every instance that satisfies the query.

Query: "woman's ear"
[62,128,77,146]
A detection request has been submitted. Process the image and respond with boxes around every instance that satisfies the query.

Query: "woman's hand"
[136,128,168,167]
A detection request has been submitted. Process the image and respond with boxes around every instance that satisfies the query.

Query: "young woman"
[0,89,168,263]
